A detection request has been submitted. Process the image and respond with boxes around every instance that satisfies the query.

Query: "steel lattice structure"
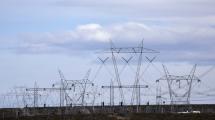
[102,85,148,88]
[95,40,159,113]
[62,69,94,106]
[26,82,71,115]
[2,39,215,115]
[95,47,159,54]
[156,64,201,113]
[51,69,95,114]
[102,83,148,113]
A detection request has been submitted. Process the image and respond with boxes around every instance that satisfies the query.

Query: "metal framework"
[156,64,201,112]
[63,69,94,106]
[95,40,159,113]
[26,83,71,115]
[58,69,66,110]
[95,47,160,54]
[33,83,38,115]
[156,82,162,113]
[51,69,94,114]
[102,83,148,113]
[102,85,148,88]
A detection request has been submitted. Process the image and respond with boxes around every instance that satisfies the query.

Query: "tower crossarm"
[66,80,94,85]
[26,88,72,91]
[95,47,159,54]
[156,75,200,81]
[102,85,148,88]
[53,80,93,86]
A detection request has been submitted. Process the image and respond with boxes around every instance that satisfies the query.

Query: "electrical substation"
[0,40,215,118]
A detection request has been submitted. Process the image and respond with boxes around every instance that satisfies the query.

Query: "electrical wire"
[158,25,215,56]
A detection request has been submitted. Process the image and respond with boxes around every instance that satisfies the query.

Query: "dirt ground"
[0,113,215,120]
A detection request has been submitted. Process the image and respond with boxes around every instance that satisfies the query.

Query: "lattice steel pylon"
[95,40,159,113]
[156,82,162,113]
[102,83,148,113]
[52,69,94,114]
[58,69,66,109]
[34,82,38,115]
[26,84,72,115]
[110,79,114,113]
[157,64,200,113]
[62,69,94,105]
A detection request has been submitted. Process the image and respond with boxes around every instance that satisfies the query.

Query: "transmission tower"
[156,64,201,113]
[58,69,66,110]
[59,69,94,106]
[53,69,94,114]
[156,81,162,113]
[34,82,38,115]
[102,83,148,113]
[26,82,71,115]
[95,40,159,113]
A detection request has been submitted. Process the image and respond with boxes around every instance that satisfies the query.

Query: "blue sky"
[0,0,215,106]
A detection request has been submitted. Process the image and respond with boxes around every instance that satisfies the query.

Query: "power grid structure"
[95,40,159,113]
[62,69,94,104]
[102,79,148,113]
[1,40,215,116]
[156,83,162,113]
[52,69,95,114]
[156,64,201,113]
[26,82,72,115]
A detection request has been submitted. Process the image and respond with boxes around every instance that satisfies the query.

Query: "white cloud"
[76,24,111,42]
[11,22,215,65]
[77,24,101,30]
[16,22,215,47]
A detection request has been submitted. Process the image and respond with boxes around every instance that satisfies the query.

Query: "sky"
[0,0,215,107]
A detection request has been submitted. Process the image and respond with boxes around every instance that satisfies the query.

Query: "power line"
[158,25,215,56]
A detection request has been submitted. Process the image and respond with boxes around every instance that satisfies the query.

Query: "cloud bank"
[10,22,215,65]
[0,0,215,65]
